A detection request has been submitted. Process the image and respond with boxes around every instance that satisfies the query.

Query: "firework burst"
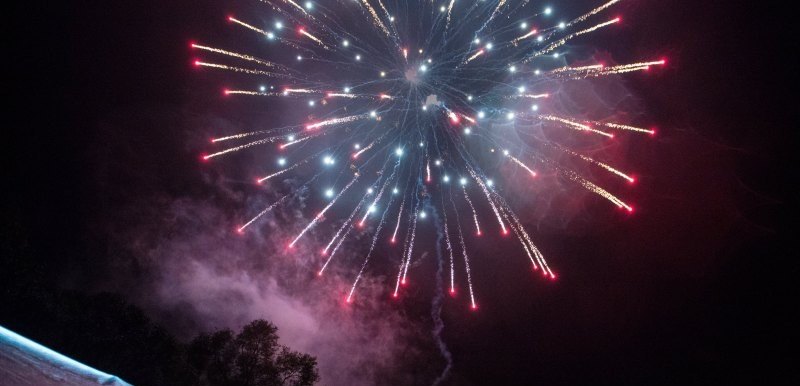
[193,0,663,309]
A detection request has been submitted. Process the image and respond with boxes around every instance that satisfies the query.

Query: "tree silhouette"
[188,320,319,386]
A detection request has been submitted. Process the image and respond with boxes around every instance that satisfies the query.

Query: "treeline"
[1,214,318,386]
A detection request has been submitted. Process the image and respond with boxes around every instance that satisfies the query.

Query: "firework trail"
[528,18,620,59]
[564,169,633,211]
[394,183,421,297]
[194,61,286,77]
[358,0,392,37]
[567,0,622,27]
[390,201,404,243]
[238,193,291,233]
[461,185,481,236]
[281,133,323,149]
[590,120,656,135]
[550,64,605,73]
[400,197,420,288]
[480,0,509,33]
[353,132,391,159]
[191,43,288,71]
[558,146,635,183]
[211,125,299,142]
[203,135,284,160]
[464,49,484,64]
[289,174,359,248]
[511,93,550,100]
[359,159,400,227]
[466,164,507,234]
[536,114,615,138]
[299,28,330,49]
[431,205,453,385]
[224,90,281,97]
[323,200,365,256]
[347,181,397,302]
[195,0,662,311]
[511,28,539,46]
[441,192,455,293]
[257,154,312,183]
[506,153,538,177]
[306,114,370,130]
[451,193,476,309]
[549,60,666,79]
[319,183,377,276]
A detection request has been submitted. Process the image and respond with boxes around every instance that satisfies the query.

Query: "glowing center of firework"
[404,68,420,83]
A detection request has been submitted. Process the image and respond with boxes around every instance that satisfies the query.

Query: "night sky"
[6,1,794,384]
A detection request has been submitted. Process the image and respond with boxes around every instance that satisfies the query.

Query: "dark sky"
[8,0,794,384]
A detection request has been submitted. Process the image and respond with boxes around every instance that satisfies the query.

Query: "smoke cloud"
[107,191,432,385]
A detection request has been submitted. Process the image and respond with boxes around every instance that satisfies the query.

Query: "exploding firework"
[194,0,662,308]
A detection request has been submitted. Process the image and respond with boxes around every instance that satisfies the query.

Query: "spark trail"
[289,174,359,248]
[238,193,291,232]
[461,185,481,236]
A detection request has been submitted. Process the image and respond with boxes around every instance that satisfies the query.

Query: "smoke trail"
[431,204,453,385]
